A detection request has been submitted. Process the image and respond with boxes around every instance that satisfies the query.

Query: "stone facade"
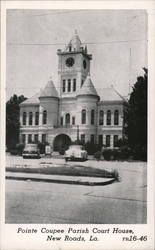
[19,32,126,150]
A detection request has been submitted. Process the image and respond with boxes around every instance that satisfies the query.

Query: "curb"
[6,175,116,186]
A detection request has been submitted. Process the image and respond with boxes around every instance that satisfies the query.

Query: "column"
[110,135,114,148]
[25,134,28,144]
[111,111,114,126]
[32,112,35,126]
[104,111,106,126]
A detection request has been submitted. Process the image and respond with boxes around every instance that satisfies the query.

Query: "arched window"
[23,112,27,125]
[68,79,71,92]
[65,113,70,125]
[73,79,76,92]
[63,80,66,92]
[35,112,39,125]
[29,112,33,125]
[81,109,86,124]
[106,135,111,147]
[106,110,111,125]
[91,109,95,125]
[43,110,47,125]
[114,110,119,125]
[99,110,104,125]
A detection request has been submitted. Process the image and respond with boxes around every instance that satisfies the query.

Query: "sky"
[6,9,147,100]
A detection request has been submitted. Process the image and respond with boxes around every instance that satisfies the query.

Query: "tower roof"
[39,77,58,98]
[20,92,40,106]
[65,30,82,52]
[77,74,99,98]
[99,87,126,102]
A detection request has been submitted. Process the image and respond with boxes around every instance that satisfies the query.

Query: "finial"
[110,84,114,88]
[74,29,78,35]
[49,76,52,80]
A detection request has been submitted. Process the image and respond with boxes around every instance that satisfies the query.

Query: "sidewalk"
[6,171,115,186]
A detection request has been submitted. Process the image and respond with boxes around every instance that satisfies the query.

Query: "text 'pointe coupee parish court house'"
[19,31,126,151]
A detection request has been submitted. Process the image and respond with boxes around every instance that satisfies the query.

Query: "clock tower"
[57,31,92,98]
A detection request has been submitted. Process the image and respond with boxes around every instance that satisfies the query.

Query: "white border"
[1,1,155,250]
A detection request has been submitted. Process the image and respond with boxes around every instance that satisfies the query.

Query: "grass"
[6,165,118,179]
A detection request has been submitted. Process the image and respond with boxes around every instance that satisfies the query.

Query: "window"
[29,112,33,125]
[43,110,47,125]
[98,135,103,145]
[42,134,46,143]
[23,112,27,125]
[114,135,119,147]
[81,109,86,124]
[81,134,85,144]
[91,109,95,125]
[99,110,104,125]
[60,116,63,126]
[81,79,84,87]
[34,134,38,143]
[28,134,32,143]
[114,110,119,125]
[73,79,76,91]
[106,135,110,147]
[72,116,75,125]
[91,134,95,144]
[21,134,25,144]
[63,80,66,92]
[68,79,71,92]
[69,45,72,52]
[106,110,111,125]
[35,112,39,125]
[65,113,70,125]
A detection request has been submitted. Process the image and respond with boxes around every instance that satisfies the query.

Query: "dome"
[77,74,99,99]
[39,78,58,98]
[65,30,82,52]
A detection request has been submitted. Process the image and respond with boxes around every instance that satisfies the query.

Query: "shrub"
[119,145,131,160]
[16,143,25,155]
[10,148,18,155]
[38,142,49,154]
[102,149,112,161]
[94,151,102,161]
[59,148,65,155]
[85,141,101,155]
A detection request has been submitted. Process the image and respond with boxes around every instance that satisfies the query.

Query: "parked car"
[22,144,41,159]
[64,145,88,161]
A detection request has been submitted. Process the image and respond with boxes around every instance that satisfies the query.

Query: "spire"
[39,77,58,98]
[77,74,99,99]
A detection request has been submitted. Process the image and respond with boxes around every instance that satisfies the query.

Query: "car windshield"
[69,145,84,150]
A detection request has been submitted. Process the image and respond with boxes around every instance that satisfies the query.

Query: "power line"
[8,10,88,18]
[7,39,147,46]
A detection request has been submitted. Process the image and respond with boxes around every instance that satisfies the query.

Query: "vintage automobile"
[64,145,88,161]
[22,144,41,159]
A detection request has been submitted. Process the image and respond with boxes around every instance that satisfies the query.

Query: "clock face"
[66,57,75,67]
[83,59,87,69]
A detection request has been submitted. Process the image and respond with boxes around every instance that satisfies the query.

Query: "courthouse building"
[19,31,126,150]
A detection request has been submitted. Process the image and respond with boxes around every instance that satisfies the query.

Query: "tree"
[127,68,147,160]
[6,94,27,150]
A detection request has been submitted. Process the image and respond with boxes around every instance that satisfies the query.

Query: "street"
[5,158,147,224]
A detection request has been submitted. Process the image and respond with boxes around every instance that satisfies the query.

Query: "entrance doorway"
[53,134,71,152]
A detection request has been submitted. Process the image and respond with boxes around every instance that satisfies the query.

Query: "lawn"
[6,164,119,179]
